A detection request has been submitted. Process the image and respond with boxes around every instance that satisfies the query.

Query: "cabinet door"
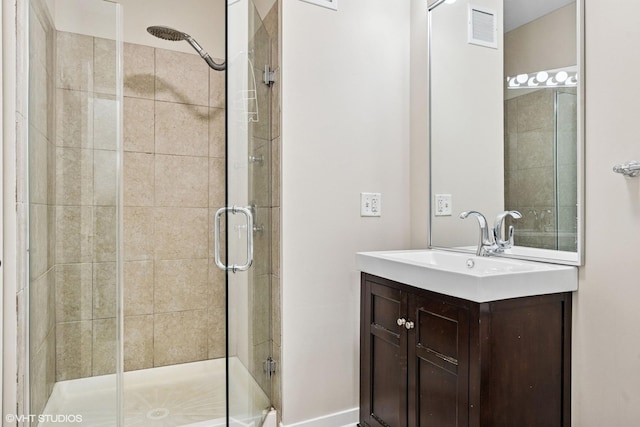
[361,279,408,427]
[479,295,570,427]
[408,294,469,427]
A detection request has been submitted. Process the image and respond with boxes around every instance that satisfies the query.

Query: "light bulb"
[516,74,528,84]
[556,71,568,82]
[528,77,539,87]
[536,71,549,83]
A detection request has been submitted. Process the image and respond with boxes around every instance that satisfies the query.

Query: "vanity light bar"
[506,70,578,89]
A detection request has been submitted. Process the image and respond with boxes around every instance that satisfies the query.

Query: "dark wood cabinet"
[360,273,572,427]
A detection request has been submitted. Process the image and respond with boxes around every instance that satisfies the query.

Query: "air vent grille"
[468,5,497,49]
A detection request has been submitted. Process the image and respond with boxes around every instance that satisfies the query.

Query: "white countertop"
[356,249,578,303]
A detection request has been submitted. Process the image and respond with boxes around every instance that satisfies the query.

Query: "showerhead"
[146,25,225,71]
[147,26,189,42]
[146,25,226,71]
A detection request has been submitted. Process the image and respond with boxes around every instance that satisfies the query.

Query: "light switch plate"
[361,193,381,217]
[435,194,452,216]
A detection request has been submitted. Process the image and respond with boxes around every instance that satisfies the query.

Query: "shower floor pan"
[40,357,270,427]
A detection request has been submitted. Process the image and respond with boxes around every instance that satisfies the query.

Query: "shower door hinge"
[263,65,277,87]
[264,356,277,378]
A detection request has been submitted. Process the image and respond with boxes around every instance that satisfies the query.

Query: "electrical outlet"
[435,194,452,216]
[361,193,382,217]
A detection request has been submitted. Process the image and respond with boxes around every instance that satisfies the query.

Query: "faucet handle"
[459,210,494,256]
[493,210,522,250]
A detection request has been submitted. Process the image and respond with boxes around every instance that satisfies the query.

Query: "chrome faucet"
[460,210,522,256]
[459,211,497,256]
[493,210,522,252]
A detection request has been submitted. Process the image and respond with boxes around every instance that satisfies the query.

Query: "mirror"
[428,0,583,265]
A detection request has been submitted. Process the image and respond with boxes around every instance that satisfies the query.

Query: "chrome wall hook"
[613,161,640,178]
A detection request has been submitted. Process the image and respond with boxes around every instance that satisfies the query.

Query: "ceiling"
[504,0,575,32]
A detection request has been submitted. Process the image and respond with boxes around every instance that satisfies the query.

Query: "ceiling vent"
[468,5,498,49]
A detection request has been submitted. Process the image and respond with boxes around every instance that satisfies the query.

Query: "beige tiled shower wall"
[235,0,281,414]
[54,31,227,381]
[504,88,577,251]
[248,1,273,402]
[122,41,227,371]
[265,1,282,416]
[28,1,56,416]
[54,30,120,381]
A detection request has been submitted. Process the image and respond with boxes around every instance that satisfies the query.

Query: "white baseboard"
[279,407,358,427]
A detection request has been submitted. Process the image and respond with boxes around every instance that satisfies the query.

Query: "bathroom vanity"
[357,250,576,427]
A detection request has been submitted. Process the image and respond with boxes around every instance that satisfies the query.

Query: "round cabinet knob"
[405,321,415,330]
[397,318,406,326]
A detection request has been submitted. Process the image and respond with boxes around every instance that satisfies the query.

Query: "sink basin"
[356,250,577,302]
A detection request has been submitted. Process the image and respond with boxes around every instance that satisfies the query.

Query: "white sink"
[356,249,578,302]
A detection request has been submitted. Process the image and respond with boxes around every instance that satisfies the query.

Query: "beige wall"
[410,0,429,248]
[50,0,225,57]
[505,2,576,77]
[429,0,505,248]
[281,0,412,424]
[572,0,640,424]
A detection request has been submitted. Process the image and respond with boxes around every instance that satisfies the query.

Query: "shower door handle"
[214,206,254,273]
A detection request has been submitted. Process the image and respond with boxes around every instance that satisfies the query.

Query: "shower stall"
[24,0,280,425]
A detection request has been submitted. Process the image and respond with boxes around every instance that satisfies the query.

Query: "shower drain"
[146,408,170,420]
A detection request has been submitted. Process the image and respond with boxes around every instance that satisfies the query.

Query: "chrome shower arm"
[202,54,226,72]
[185,37,226,71]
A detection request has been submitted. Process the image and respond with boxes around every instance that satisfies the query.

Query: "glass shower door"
[27,0,123,425]
[225,0,273,426]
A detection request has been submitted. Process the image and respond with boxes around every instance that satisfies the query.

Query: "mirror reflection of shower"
[504,86,578,252]
[147,25,226,71]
